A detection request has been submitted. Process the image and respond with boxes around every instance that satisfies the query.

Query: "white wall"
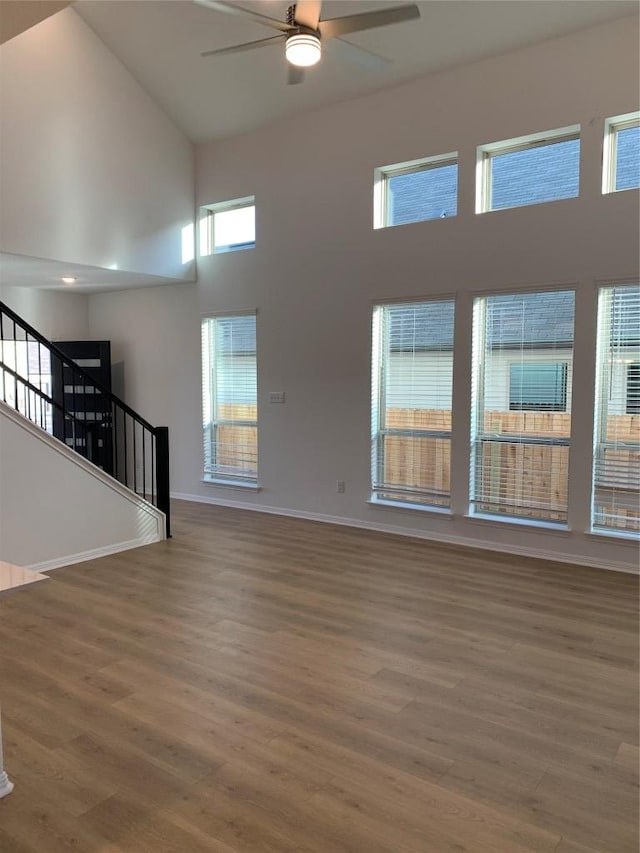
[0,402,165,570]
[0,284,89,341]
[88,17,640,572]
[0,8,195,281]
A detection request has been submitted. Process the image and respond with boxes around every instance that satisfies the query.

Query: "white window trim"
[199,195,255,256]
[373,151,458,229]
[201,312,258,487]
[371,298,456,510]
[590,285,640,539]
[602,111,640,194]
[476,124,580,214]
[202,477,261,491]
[469,288,576,526]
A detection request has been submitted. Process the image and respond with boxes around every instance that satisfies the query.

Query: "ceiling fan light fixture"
[285,32,321,67]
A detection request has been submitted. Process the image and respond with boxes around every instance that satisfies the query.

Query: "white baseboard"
[28,534,164,573]
[171,491,639,574]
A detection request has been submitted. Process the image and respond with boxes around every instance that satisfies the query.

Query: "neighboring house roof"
[215,315,256,356]
[389,289,639,351]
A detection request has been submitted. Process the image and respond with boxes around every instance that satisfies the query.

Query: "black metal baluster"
[113,401,119,484]
[142,426,146,501]
[151,433,156,507]
[123,412,129,490]
[133,420,138,496]
[155,426,170,537]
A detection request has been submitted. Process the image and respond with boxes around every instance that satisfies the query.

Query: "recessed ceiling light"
[61,276,77,284]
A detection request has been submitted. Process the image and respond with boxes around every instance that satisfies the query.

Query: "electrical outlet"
[269,391,285,404]
[336,480,346,493]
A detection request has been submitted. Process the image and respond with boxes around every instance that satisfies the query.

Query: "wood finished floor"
[0,500,638,853]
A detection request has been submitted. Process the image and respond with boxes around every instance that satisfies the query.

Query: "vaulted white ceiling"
[75,0,638,143]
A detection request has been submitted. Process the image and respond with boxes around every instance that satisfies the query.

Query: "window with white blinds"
[201,314,258,484]
[592,285,640,535]
[371,299,454,508]
[470,290,575,524]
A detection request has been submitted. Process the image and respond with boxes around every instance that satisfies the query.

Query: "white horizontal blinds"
[202,314,258,483]
[592,285,640,534]
[471,290,575,523]
[372,300,454,506]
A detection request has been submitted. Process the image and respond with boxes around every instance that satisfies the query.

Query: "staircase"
[0,300,170,538]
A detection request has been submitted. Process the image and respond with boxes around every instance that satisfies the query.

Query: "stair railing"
[0,301,170,537]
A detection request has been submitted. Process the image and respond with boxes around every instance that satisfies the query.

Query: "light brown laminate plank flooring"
[0,499,637,853]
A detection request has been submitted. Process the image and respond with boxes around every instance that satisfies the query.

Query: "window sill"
[465,511,569,534]
[586,528,640,544]
[202,478,261,492]
[368,497,453,517]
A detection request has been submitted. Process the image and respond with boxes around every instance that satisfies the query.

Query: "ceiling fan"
[194,0,420,84]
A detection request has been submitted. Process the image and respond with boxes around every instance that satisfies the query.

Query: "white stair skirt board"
[0,773,14,799]
[171,491,639,575]
[0,707,13,799]
[0,401,166,569]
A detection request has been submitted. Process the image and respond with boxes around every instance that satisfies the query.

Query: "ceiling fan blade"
[319,4,420,40]
[293,0,322,30]
[328,37,391,72]
[201,34,284,58]
[287,65,305,85]
[194,0,293,34]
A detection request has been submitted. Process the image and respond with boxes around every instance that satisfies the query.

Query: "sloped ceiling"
[74,0,639,143]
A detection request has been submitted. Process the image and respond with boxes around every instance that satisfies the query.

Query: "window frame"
[201,311,258,487]
[199,196,256,256]
[591,285,640,537]
[371,297,455,510]
[476,125,580,214]
[470,288,576,526]
[602,112,640,194]
[373,152,458,230]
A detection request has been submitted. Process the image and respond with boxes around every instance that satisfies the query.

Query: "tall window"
[592,285,640,535]
[202,314,258,484]
[603,112,640,193]
[371,299,455,508]
[471,290,575,524]
[478,126,580,212]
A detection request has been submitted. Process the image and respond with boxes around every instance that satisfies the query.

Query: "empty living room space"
[0,1,638,851]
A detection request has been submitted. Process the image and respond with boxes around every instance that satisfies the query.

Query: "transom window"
[374,153,458,229]
[603,112,640,193]
[471,290,575,524]
[201,313,258,484]
[199,196,255,255]
[477,126,580,213]
[371,299,455,508]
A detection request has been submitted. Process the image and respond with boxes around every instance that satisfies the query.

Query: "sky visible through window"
[214,206,255,251]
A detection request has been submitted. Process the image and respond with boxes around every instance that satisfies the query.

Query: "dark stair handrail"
[0,300,170,537]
